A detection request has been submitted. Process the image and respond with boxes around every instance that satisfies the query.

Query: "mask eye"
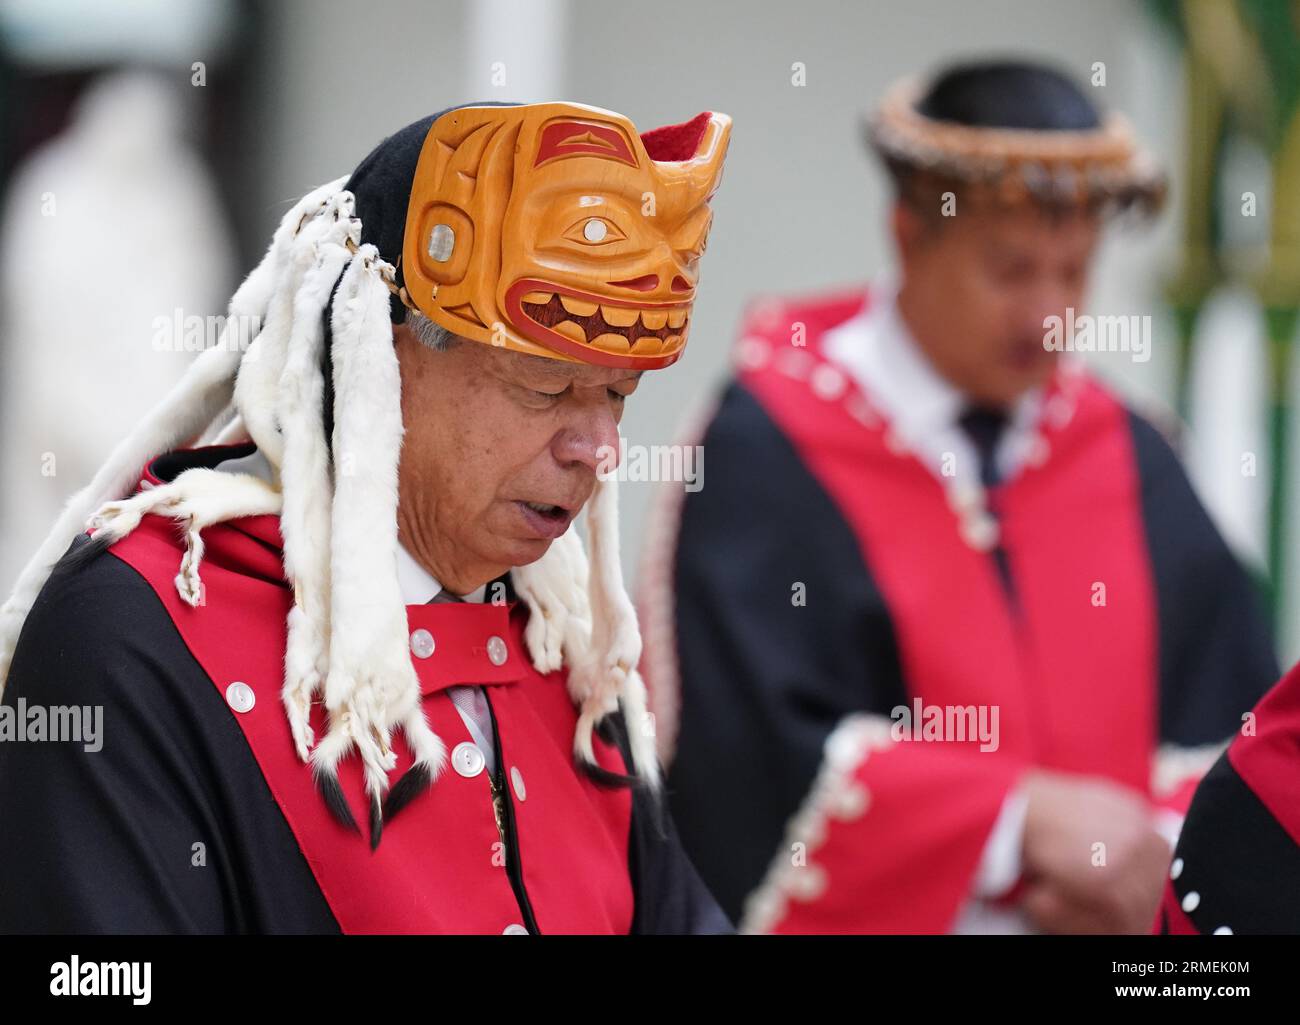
[565,217,626,246]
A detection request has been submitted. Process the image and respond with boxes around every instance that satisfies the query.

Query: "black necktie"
[958,406,1009,489]
[957,405,1018,606]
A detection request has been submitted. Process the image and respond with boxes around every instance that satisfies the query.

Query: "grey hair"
[404,308,458,352]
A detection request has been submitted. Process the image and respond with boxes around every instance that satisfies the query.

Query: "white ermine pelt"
[311,242,446,847]
[0,174,347,697]
[511,524,593,674]
[87,468,283,605]
[566,473,661,790]
[277,197,357,763]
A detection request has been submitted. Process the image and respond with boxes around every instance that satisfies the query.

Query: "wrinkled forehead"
[475,332,644,383]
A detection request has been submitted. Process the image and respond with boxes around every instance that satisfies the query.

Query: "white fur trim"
[234,194,346,469]
[313,244,438,804]
[87,467,282,605]
[739,714,895,934]
[0,175,347,697]
[512,478,659,786]
[198,405,244,446]
[277,196,359,761]
[569,474,659,788]
[210,413,250,445]
[512,524,592,675]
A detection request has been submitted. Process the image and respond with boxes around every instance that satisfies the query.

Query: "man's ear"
[891,200,930,266]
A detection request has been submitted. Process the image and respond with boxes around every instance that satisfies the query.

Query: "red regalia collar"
[134,443,532,697]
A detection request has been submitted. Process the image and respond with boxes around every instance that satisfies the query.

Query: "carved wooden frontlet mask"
[402,102,731,370]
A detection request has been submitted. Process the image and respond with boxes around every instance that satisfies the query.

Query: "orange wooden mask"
[401,102,731,370]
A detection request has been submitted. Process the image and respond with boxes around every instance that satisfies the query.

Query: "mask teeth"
[520,292,690,356]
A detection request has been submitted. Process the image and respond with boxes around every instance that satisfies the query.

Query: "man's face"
[893,200,1101,407]
[394,327,641,592]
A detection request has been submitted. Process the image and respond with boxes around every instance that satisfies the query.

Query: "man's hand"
[1019,768,1170,934]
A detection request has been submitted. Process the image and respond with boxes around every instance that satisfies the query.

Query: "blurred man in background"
[642,60,1278,934]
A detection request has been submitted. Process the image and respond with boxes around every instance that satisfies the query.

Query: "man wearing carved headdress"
[0,101,733,934]
[642,60,1277,934]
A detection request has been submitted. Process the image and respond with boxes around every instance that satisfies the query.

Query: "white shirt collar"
[822,281,1043,486]
[394,543,488,604]
[824,280,967,444]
